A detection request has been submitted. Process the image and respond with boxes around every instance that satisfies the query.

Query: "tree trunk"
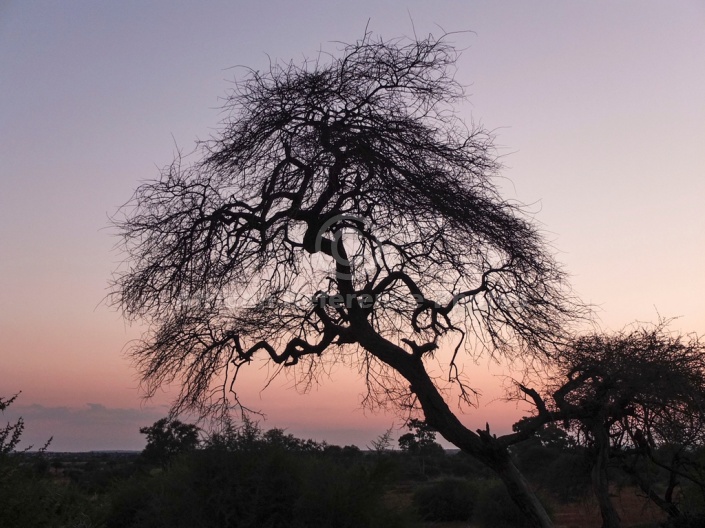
[418,380,553,527]
[591,424,621,528]
[356,324,554,528]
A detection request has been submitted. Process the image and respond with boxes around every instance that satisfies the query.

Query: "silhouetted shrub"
[106,476,154,528]
[672,473,705,526]
[108,446,410,528]
[539,451,591,501]
[512,442,591,502]
[444,451,495,479]
[0,464,107,528]
[473,480,552,528]
[412,477,477,522]
[0,394,103,527]
[138,417,200,468]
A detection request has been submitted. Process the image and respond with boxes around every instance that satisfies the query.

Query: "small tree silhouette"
[368,425,395,455]
[1,394,25,457]
[139,417,200,467]
[1,393,51,456]
[516,322,705,527]
[398,419,442,455]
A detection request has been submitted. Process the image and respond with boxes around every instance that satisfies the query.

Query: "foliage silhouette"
[110,424,410,528]
[139,417,200,468]
[412,477,477,522]
[516,322,705,527]
[510,422,590,503]
[398,418,442,455]
[1,394,99,528]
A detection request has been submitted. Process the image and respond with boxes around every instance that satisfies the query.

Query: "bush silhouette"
[108,445,410,528]
[412,477,477,522]
[474,480,552,528]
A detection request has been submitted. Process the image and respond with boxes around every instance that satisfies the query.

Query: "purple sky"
[1,1,704,451]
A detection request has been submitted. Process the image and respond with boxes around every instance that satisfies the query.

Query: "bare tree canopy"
[113,32,580,414]
[113,32,586,527]
[552,323,705,445]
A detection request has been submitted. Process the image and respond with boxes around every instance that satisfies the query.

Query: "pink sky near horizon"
[1,1,704,451]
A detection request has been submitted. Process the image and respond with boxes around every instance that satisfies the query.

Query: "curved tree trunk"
[356,324,554,528]
[412,367,553,528]
[591,424,621,528]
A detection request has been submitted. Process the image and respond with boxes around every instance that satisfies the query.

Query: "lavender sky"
[1,1,703,451]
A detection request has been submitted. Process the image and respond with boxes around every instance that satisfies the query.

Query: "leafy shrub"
[412,477,477,522]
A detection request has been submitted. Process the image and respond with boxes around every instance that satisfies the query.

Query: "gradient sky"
[1,1,703,451]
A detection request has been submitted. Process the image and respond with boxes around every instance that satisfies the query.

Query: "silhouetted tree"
[1,393,57,528]
[1,393,51,457]
[367,425,395,455]
[398,419,443,455]
[140,417,200,467]
[112,31,585,527]
[399,418,444,477]
[510,418,590,502]
[512,417,575,451]
[203,417,325,453]
[516,323,705,527]
[1,394,24,457]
